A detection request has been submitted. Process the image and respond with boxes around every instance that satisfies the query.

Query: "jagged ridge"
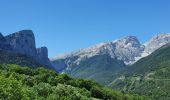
[51,33,170,85]
[52,33,170,65]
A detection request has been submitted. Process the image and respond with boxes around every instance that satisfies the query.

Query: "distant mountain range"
[51,33,170,82]
[1,30,170,99]
[51,33,170,99]
[0,30,148,99]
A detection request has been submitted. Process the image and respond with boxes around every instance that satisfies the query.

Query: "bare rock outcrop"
[0,30,52,68]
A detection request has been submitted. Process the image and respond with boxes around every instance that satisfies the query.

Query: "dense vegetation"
[110,43,170,100]
[64,55,126,85]
[0,50,41,68]
[0,64,146,100]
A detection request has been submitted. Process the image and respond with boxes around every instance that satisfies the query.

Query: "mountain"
[51,36,145,84]
[51,36,144,72]
[125,42,170,75]
[0,30,52,68]
[110,42,170,99]
[51,33,170,84]
[0,30,147,99]
[144,33,170,54]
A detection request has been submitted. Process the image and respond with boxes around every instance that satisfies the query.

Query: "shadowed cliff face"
[6,30,38,59]
[0,30,52,68]
[0,33,11,50]
[37,47,51,67]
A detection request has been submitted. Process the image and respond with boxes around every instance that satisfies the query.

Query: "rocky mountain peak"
[51,35,145,71]
[13,30,35,37]
[5,30,37,58]
[0,33,6,42]
[37,47,51,67]
[152,33,170,40]
[114,36,141,48]
[51,32,170,73]
[0,30,52,68]
[37,47,48,58]
[112,36,144,64]
[144,33,170,53]
[120,36,138,42]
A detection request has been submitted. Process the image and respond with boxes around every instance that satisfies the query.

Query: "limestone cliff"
[37,47,52,68]
[0,30,52,68]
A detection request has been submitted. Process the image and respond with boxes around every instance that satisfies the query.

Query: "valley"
[1,0,169,99]
[51,33,170,99]
[1,30,170,99]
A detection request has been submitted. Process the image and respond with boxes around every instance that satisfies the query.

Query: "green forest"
[0,64,147,100]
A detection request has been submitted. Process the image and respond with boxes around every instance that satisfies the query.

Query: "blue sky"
[0,0,170,57]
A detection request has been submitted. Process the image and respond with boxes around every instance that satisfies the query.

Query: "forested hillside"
[0,50,41,68]
[110,43,170,100]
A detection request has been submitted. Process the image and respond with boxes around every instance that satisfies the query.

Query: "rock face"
[0,30,52,68]
[51,36,144,72]
[6,30,38,59]
[51,33,170,73]
[144,33,170,54]
[37,47,51,67]
[0,33,11,50]
[113,36,144,64]
[0,33,6,41]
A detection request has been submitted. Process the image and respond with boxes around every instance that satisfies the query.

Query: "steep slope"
[131,33,170,63]
[63,55,126,85]
[37,47,52,68]
[110,43,170,99]
[51,36,146,85]
[127,42,170,75]
[0,30,52,68]
[144,33,170,54]
[51,33,170,86]
[5,30,38,59]
[52,33,170,72]
[51,36,144,71]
